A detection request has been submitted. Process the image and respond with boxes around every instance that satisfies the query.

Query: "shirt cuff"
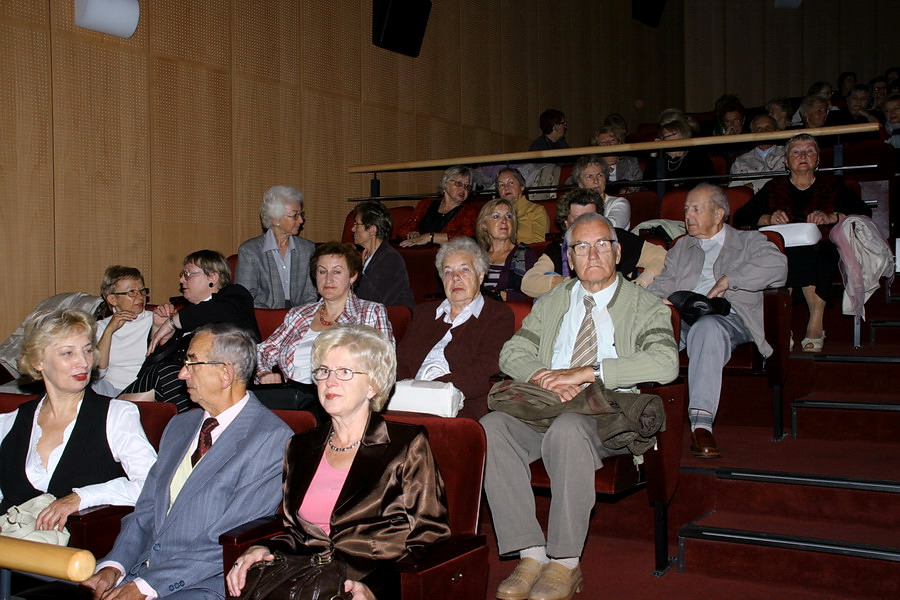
[133,577,158,599]
[95,562,125,583]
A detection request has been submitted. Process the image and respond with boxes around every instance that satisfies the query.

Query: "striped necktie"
[191,417,219,467]
[570,295,598,368]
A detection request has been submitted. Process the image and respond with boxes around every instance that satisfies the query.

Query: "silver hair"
[564,212,618,247]
[193,322,257,383]
[798,95,828,118]
[690,183,730,219]
[749,114,777,132]
[435,236,489,279]
[259,185,304,230]
[439,166,473,197]
[311,324,396,411]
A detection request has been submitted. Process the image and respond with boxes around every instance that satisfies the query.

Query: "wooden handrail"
[347,123,880,174]
[0,537,95,582]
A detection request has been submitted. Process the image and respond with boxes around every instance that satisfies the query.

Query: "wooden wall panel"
[723,3,766,105]
[233,0,300,84]
[683,0,725,112]
[0,20,53,338]
[360,104,418,199]
[0,0,48,24]
[762,2,804,101]
[414,0,461,124]
[459,0,501,132]
[300,1,360,97]
[498,0,533,148]
[150,57,232,301]
[149,0,229,67]
[52,35,150,294]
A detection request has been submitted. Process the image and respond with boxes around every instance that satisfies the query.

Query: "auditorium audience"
[235,185,316,309]
[656,119,716,190]
[714,100,747,136]
[93,266,152,397]
[119,250,259,412]
[572,155,632,229]
[836,71,857,100]
[793,95,832,129]
[870,76,889,114]
[229,324,450,600]
[1,308,156,523]
[734,134,871,353]
[883,94,900,149]
[256,242,393,405]
[835,84,881,124]
[396,237,515,419]
[791,83,835,126]
[728,114,785,193]
[476,198,538,303]
[522,188,666,298]
[529,109,569,151]
[590,126,643,193]
[766,97,793,131]
[494,167,549,244]
[397,166,478,247]
[352,200,414,309]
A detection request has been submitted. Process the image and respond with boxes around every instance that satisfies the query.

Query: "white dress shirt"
[415,295,485,380]
[551,278,619,376]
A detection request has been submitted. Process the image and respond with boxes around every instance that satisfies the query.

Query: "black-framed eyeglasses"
[571,239,617,256]
[111,288,150,298]
[312,367,368,381]
[183,360,228,369]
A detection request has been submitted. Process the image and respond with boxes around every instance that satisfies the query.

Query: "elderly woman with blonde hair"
[228,324,450,600]
[1,309,156,528]
[396,237,515,418]
[236,185,317,309]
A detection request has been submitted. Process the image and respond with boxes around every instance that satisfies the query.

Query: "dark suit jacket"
[267,413,450,585]
[235,233,317,308]
[102,395,293,598]
[396,297,515,418]
[355,242,414,309]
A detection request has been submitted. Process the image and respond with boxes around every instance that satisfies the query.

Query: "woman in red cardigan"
[396,237,515,418]
[396,166,479,247]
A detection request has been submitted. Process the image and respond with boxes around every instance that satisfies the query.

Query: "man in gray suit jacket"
[83,323,293,600]
[648,184,786,458]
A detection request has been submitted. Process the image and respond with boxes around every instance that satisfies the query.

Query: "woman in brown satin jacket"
[227,324,450,599]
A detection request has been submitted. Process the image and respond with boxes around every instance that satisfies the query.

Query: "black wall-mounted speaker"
[632,0,666,28]
[372,0,432,58]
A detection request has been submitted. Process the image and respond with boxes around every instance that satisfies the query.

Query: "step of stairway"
[792,391,900,441]
[679,509,900,598]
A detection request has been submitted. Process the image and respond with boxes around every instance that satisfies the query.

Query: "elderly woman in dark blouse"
[734,134,871,352]
[396,238,515,418]
[352,200,414,309]
[396,166,478,247]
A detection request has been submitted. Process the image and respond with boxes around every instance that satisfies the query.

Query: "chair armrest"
[394,535,486,574]
[67,505,133,558]
[763,289,792,386]
[640,380,686,506]
[219,515,285,577]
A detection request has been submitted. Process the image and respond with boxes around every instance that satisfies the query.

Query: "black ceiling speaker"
[372,0,432,58]
[632,0,666,28]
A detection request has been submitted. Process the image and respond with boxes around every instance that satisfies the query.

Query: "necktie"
[191,417,219,467]
[570,295,598,369]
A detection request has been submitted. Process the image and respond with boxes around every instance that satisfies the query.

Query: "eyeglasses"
[448,180,471,190]
[180,270,205,280]
[571,239,617,256]
[183,360,227,369]
[312,367,368,381]
[489,213,513,221]
[110,288,150,298]
[352,221,367,229]
[284,211,305,220]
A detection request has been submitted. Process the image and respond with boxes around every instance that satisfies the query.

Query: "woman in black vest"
[0,309,156,531]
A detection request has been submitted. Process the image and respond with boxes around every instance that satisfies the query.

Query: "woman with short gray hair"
[235,185,317,309]
[397,237,515,418]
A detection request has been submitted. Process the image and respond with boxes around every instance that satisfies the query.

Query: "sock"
[689,408,714,432]
[520,546,549,564]
[549,557,579,570]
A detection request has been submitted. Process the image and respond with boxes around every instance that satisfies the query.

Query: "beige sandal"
[801,332,825,352]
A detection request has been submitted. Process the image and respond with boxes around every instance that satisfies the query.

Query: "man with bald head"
[648,184,786,458]
[483,213,678,600]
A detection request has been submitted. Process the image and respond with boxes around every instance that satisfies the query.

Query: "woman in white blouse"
[572,155,632,229]
[0,309,156,531]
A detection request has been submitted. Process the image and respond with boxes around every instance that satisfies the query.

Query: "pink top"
[297,452,349,536]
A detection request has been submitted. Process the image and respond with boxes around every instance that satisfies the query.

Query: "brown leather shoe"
[497,558,543,600]
[691,428,721,458]
[528,562,583,600]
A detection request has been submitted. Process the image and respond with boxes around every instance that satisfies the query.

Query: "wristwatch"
[592,363,601,381]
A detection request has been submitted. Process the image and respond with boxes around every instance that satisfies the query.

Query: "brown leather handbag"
[237,550,352,600]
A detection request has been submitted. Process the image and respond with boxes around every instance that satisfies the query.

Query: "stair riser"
[680,537,900,598]
[786,360,900,399]
[714,479,900,529]
[794,407,900,442]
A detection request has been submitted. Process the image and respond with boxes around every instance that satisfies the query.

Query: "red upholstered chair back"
[0,393,39,413]
[135,401,178,450]
[724,186,753,225]
[386,305,412,343]
[255,308,289,340]
[506,301,533,331]
[383,413,486,537]
[227,254,238,280]
[709,154,728,176]
[761,230,785,253]
[623,190,661,227]
[534,199,560,234]
[396,245,443,304]
[273,409,318,434]
[660,188,690,221]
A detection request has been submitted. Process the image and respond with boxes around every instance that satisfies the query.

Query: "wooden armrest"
[394,535,486,574]
[218,515,284,546]
[0,537,95,581]
[66,505,133,558]
[67,504,133,524]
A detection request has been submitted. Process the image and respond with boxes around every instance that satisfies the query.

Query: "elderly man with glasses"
[482,212,678,600]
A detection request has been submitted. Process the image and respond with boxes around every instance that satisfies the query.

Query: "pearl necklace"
[328,431,360,453]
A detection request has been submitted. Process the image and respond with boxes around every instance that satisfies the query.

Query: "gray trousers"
[481,411,626,559]
[683,312,752,422]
